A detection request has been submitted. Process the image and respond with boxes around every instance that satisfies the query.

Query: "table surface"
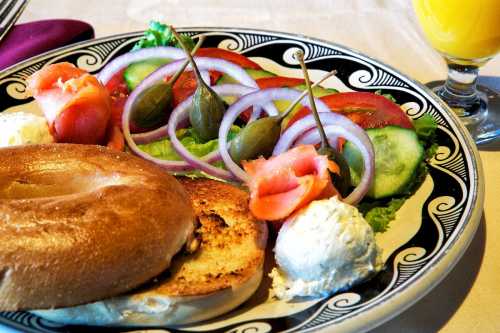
[8,0,500,332]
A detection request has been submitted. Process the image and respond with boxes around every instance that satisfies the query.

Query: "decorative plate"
[0,28,484,333]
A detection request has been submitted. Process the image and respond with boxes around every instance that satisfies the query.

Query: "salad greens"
[128,23,437,232]
[414,113,438,141]
[374,90,397,103]
[132,21,195,51]
[360,114,438,232]
[138,126,241,169]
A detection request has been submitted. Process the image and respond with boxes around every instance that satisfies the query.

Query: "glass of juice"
[413,0,500,144]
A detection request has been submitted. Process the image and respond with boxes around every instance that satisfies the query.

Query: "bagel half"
[34,177,268,326]
[0,144,195,311]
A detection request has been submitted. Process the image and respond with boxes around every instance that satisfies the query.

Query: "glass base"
[426,81,500,145]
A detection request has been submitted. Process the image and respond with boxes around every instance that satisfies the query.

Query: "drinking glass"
[413,0,500,145]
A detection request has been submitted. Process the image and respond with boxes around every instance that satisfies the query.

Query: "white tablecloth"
[13,1,500,332]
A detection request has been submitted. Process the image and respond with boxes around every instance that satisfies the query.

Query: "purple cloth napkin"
[0,19,94,71]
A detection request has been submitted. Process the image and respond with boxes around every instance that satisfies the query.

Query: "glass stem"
[435,62,485,119]
[444,63,478,101]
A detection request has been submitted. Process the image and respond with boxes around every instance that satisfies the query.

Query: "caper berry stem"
[170,26,207,86]
[295,50,332,151]
[166,35,206,86]
[278,68,337,121]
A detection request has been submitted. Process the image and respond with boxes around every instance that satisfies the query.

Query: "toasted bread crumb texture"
[142,177,268,297]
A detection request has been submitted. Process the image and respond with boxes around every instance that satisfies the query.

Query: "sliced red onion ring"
[166,84,277,180]
[219,88,331,182]
[124,56,276,136]
[131,124,170,145]
[131,56,258,88]
[123,84,266,176]
[132,84,260,144]
[275,113,374,205]
[122,91,220,172]
[248,106,263,123]
[296,128,340,148]
[97,46,186,85]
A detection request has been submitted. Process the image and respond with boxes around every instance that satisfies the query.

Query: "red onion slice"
[129,56,258,89]
[122,87,221,171]
[123,57,253,148]
[124,56,276,140]
[132,84,259,144]
[123,84,266,177]
[274,112,351,154]
[165,84,275,180]
[276,113,375,205]
[97,46,186,85]
[296,128,340,148]
[219,88,331,182]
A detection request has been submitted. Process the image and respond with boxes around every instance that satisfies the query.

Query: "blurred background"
[18,0,500,85]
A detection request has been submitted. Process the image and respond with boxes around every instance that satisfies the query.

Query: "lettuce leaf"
[360,114,438,232]
[413,113,438,141]
[132,21,195,51]
[138,126,241,164]
[374,90,397,103]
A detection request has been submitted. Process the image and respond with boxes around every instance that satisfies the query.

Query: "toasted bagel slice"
[0,144,195,311]
[33,178,268,327]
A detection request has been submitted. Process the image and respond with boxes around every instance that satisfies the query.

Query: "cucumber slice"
[124,58,171,90]
[343,126,424,199]
[294,83,338,97]
[246,68,276,79]
[217,68,276,85]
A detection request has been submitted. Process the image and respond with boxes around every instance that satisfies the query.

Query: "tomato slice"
[256,76,305,89]
[286,92,413,130]
[104,47,257,131]
[104,69,222,133]
[170,70,222,107]
[195,48,261,69]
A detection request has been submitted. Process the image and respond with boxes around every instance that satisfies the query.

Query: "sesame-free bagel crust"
[0,144,195,311]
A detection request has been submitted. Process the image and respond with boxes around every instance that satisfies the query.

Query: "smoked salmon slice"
[242,145,339,221]
[27,62,111,145]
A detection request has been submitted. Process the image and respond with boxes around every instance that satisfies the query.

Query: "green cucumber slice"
[217,68,276,85]
[343,126,424,199]
[124,58,171,90]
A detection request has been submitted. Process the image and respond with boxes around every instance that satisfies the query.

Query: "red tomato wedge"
[27,62,111,145]
[169,70,222,107]
[256,76,305,89]
[195,48,261,69]
[243,145,340,221]
[105,69,222,133]
[104,47,258,129]
[286,92,414,130]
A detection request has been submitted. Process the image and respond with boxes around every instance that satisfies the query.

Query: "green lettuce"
[374,90,397,103]
[359,198,405,233]
[414,113,438,141]
[132,21,195,51]
[360,114,438,232]
[138,126,241,172]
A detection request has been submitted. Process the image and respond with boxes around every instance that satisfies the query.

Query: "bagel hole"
[0,172,126,199]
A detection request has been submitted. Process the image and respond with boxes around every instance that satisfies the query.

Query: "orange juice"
[413,0,500,60]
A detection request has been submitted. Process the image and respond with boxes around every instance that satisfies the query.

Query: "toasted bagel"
[0,144,195,311]
[34,177,268,326]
